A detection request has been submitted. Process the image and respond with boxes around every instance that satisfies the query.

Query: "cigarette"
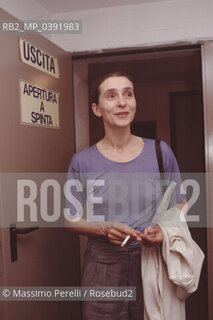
[121,235,130,247]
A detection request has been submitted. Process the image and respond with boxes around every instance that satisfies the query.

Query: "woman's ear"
[91,103,102,117]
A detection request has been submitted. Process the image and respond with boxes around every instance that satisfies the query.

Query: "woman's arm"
[65,216,143,245]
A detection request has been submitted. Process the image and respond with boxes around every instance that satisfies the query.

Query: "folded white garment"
[141,184,204,320]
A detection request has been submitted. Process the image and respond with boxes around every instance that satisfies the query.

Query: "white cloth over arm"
[141,185,204,320]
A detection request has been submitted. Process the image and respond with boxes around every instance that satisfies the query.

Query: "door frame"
[72,43,212,319]
[201,42,213,320]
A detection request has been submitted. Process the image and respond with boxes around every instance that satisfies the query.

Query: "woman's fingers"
[105,223,164,247]
[105,222,143,245]
[141,225,164,247]
[144,227,157,236]
[106,228,126,241]
[113,222,142,241]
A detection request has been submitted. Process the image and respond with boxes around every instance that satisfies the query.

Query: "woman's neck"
[96,125,144,162]
[100,126,134,151]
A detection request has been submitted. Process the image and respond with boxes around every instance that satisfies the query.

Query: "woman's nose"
[117,95,126,107]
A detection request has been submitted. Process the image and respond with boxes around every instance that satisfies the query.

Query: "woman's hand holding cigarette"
[104,222,142,246]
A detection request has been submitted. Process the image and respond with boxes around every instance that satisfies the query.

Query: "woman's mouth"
[115,112,129,118]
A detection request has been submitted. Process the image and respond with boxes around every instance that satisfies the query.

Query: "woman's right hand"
[104,222,142,245]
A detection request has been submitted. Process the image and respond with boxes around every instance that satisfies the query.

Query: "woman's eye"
[125,91,133,97]
[107,93,115,99]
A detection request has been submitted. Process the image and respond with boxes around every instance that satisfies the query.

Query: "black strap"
[155,139,164,181]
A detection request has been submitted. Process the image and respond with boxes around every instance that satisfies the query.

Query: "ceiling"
[36,0,169,13]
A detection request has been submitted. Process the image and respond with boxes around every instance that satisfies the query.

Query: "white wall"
[49,0,213,52]
[1,0,213,52]
[0,0,51,21]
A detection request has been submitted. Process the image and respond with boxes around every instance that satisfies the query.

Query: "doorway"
[73,45,208,319]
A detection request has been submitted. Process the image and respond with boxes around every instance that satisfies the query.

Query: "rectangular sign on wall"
[19,38,59,78]
[19,80,60,129]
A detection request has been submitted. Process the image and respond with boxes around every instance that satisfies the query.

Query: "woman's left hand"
[140,225,164,247]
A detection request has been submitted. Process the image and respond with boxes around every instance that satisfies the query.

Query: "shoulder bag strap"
[155,139,164,181]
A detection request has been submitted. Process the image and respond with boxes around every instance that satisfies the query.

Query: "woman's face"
[92,76,136,128]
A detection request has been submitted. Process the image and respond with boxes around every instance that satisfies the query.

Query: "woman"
[65,72,186,320]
